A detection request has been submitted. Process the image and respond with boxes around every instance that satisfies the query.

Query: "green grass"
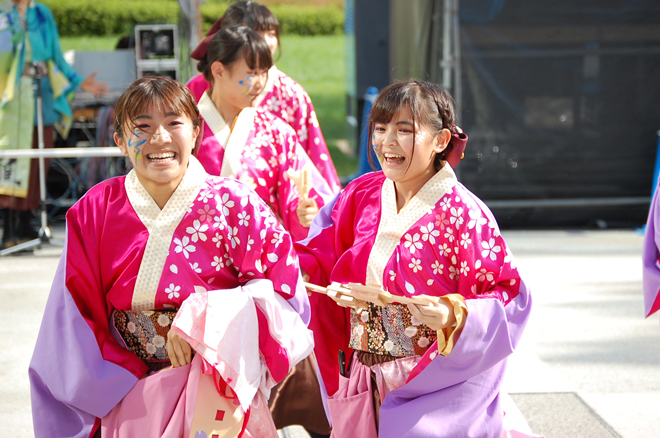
[60,34,357,178]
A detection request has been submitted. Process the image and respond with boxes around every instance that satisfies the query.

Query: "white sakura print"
[427,279,434,286]
[444,230,455,243]
[467,209,487,232]
[165,284,181,299]
[421,223,440,244]
[389,270,396,281]
[237,211,251,227]
[271,232,284,248]
[212,232,223,248]
[488,220,501,237]
[449,265,459,280]
[186,219,209,243]
[439,243,452,257]
[481,238,502,261]
[439,197,451,211]
[174,236,196,259]
[197,188,213,203]
[405,282,416,294]
[476,267,495,283]
[503,291,510,301]
[224,252,234,267]
[460,232,472,249]
[213,215,226,230]
[189,262,202,274]
[197,204,216,222]
[460,260,470,276]
[246,237,255,251]
[267,96,280,112]
[404,233,423,254]
[431,260,443,275]
[216,192,236,216]
[227,226,240,249]
[169,264,178,274]
[409,258,422,273]
[211,255,224,271]
[435,212,451,231]
[450,206,465,229]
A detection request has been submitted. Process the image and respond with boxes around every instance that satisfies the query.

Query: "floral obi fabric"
[113,310,177,364]
[349,303,437,357]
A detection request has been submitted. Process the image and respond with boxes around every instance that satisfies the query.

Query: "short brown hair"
[114,76,201,139]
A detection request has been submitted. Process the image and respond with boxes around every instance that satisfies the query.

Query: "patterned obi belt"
[113,310,178,366]
[349,302,437,358]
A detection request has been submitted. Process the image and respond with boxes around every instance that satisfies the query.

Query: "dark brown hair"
[223,1,280,59]
[114,76,201,140]
[368,80,456,169]
[198,25,273,83]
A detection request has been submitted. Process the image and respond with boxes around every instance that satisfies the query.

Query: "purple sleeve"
[643,189,660,317]
[379,279,533,437]
[29,237,138,438]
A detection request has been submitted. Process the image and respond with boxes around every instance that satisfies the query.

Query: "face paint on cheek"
[238,75,253,95]
[128,130,148,161]
[372,135,384,164]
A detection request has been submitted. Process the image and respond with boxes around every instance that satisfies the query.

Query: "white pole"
[0,147,123,159]
[442,0,453,90]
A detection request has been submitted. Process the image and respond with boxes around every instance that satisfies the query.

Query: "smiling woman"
[113,77,202,208]
[29,75,314,438]
[193,25,339,242]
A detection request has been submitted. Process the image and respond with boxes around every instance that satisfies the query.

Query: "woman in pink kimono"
[295,80,537,438]
[187,1,341,194]
[192,25,336,243]
[28,77,313,438]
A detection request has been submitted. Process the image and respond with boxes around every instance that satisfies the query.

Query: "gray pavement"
[1,225,658,437]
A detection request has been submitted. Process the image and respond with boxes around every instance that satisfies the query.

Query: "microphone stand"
[1,63,63,256]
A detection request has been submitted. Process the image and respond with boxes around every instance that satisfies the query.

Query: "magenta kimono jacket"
[295,167,533,437]
[196,92,337,242]
[643,186,660,317]
[187,67,341,193]
[29,157,313,438]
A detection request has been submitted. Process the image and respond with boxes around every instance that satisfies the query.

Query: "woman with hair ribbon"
[187,0,341,194]
[296,80,541,437]
[29,76,313,438]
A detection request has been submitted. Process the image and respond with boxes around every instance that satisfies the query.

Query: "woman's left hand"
[167,329,193,367]
[297,197,319,227]
[407,295,456,331]
[80,71,109,97]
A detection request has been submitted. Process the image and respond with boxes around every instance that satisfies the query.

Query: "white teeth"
[148,152,175,159]
[384,153,404,159]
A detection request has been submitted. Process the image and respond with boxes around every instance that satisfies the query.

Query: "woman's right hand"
[297,197,319,227]
[167,330,192,367]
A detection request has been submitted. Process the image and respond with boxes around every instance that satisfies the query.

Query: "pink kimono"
[296,167,535,437]
[196,91,337,242]
[187,68,341,193]
[29,156,314,438]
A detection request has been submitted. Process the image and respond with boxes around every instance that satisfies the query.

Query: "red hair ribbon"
[446,125,468,168]
[190,16,224,61]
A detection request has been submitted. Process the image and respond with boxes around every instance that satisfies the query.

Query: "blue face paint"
[238,75,253,95]
[128,129,147,161]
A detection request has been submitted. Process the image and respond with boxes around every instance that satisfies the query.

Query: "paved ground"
[1,225,658,437]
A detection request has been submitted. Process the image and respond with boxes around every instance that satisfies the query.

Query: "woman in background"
[188,0,341,194]
[193,25,336,243]
[0,0,107,249]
